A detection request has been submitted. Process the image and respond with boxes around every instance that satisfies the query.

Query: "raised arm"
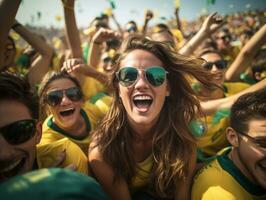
[12,21,53,86]
[0,0,21,69]
[110,12,123,36]
[201,78,266,115]
[142,10,153,35]
[88,28,119,68]
[178,12,223,56]
[174,8,183,35]
[62,58,111,90]
[225,24,266,82]
[62,0,82,59]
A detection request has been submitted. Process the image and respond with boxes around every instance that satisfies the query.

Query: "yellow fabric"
[37,138,88,175]
[130,155,153,193]
[223,82,250,97]
[197,116,230,156]
[93,95,113,116]
[223,45,240,64]
[192,154,266,200]
[171,28,184,48]
[197,82,250,156]
[82,77,106,100]
[41,102,106,154]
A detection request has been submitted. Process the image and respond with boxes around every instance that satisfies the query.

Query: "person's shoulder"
[192,158,236,200]
[37,138,88,175]
[193,158,223,184]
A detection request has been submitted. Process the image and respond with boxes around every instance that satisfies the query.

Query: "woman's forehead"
[120,49,162,67]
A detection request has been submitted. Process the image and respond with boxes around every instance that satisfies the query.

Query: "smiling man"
[192,88,266,200]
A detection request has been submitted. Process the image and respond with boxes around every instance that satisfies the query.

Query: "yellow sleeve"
[201,186,237,200]
[37,138,88,176]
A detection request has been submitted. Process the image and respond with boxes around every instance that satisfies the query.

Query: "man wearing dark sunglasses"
[192,88,266,199]
[0,72,88,183]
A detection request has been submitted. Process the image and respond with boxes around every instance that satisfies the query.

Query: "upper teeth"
[134,95,152,100]
[0,159,22,173]
[62,108,74,112]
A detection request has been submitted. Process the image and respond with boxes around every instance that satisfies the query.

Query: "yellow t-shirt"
[41,102,106,154]
[130,155,153,193]
[37,138,88,175]
[82,77,107,100]
[192,149,266,200]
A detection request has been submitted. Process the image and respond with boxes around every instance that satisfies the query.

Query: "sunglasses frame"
[116,66,168,87]
[237,131,266,149]
[202,60,228,70]
[0,119,37,145]
[45,87,82,107]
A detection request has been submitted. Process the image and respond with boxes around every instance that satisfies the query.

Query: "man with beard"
[192,88,266,200]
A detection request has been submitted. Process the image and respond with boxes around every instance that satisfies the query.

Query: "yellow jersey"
[41,102,106,154]
[192,148,266,200]
[37,138,88,175]
[130,155,153,193]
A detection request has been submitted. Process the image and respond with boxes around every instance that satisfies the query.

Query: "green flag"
[207,0,216,5]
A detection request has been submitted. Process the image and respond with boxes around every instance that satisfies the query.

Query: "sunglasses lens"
[117,67,138,87]
[46,91,63,106]
[146,67,166,87]
[203,63,213,70]
[65,88,82,102]
[215,60,227,69]
[0,119,36,145]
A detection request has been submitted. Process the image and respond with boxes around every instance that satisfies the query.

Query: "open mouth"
[133,95,153,112]
[59,108,75,117]
[0,157,26,180]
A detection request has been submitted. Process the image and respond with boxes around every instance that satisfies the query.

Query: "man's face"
[0,100,41,182]
[237,119,266,189]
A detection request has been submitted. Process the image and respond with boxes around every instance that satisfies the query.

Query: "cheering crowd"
[0,0,266,199]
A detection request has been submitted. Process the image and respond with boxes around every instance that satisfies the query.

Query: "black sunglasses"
[116,66,168,87]
[202,60,228,70]
[238,131,266,149]
[218,35,231,41]
[45,87,82,106]
[0,119,36,145]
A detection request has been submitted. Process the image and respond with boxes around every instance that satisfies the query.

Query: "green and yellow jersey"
[192,148,266,200]
[37,138,88,175]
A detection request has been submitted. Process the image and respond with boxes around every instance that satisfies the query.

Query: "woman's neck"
[55,114,87,137]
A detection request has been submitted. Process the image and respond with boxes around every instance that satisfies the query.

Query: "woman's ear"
[226,127,239,147]
[35,121,43,144]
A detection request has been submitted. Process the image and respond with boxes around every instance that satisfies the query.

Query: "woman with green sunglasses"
[88,35,216,200]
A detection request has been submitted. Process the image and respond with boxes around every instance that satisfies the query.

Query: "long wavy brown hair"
[91,35,214,198]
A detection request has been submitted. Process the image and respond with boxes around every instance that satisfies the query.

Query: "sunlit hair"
[0,71,38,119]
[38,71,83,121]
[230,88,266,134]
[91,35,215,198]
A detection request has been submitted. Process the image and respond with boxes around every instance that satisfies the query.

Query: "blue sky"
[16,0,266,28]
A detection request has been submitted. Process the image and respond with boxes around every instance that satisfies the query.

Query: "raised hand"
[145,9,154,21]
[62,58,86,74]
[92,27,120,44]
[201,12,224,35]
